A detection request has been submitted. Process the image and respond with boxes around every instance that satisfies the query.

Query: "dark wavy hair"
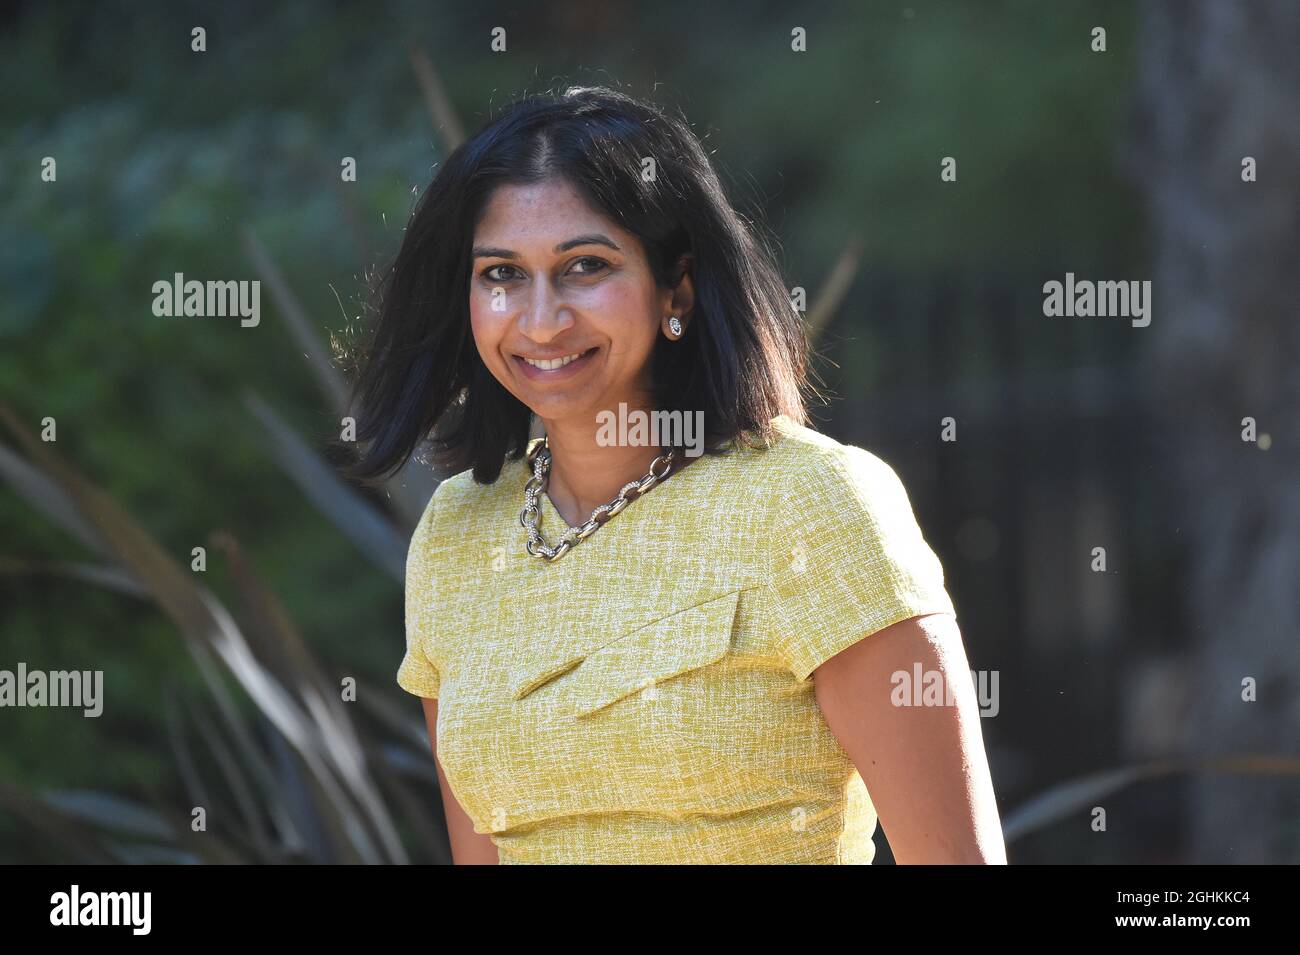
[337,84,818,486]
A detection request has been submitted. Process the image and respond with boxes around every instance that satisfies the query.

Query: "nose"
[518,281,575,344]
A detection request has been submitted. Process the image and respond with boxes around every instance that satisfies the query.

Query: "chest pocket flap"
[512,588,742,720]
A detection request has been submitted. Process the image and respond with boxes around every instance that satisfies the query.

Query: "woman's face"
[469,176,678,430]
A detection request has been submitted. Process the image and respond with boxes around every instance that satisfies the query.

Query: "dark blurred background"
[1,0,1296,863]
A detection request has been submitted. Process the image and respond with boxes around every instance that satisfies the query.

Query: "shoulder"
[407,458,521,558]
[753,414,912,515]
[742,415,930,581]
[755,418,955,681]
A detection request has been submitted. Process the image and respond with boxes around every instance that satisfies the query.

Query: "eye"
[569,256,608,276]
[481,264,519,282]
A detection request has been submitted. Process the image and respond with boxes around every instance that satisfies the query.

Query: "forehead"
[474,178,621,243]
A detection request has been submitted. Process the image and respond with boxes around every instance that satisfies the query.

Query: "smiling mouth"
[514,346,599,371]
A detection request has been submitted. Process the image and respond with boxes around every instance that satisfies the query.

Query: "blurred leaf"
[805,236,863,342]
[240,230,436,529]
[41,789,174,840]
[103,844,203,864]
[1004,755,1300,843]
[0,557,147,597]
[242,390,406,581]
[181,688,288,861]
[0,403,271,784]
[0,779,120,864]
[213,529,409,863]
[241,228,350,412]
[408,43,464,151]
[0,401,405,862]
[0,439,109,558]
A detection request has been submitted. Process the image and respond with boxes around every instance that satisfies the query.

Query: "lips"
[513,346,599,381]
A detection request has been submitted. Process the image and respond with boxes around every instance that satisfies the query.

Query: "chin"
[523,393,602,424]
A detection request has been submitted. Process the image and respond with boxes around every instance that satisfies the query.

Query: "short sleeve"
[396,489,443,699]
[764,445,956,682]
[397,633,440,698]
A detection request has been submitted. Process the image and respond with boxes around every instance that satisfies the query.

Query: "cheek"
[469,300,508,355]
[588,282,656,342]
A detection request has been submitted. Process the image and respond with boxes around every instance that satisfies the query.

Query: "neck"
[540,413,669,528]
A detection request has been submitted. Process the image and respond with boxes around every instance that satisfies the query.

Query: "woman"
[343,85,1005,864]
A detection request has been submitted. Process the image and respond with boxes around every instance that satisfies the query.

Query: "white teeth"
[522,350,588,370]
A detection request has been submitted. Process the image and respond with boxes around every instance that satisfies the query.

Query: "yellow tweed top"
[397,414,957,864]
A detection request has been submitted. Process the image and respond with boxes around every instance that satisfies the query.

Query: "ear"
[667,254,696,329]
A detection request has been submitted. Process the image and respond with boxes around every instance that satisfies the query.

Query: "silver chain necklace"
[519,436,675,562]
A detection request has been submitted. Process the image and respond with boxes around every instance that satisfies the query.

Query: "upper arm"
[812,612,1006,864]
[419,697,498,865]
[762,447,1001,860]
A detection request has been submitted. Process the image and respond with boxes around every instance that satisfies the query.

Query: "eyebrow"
[471,233,621,260]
